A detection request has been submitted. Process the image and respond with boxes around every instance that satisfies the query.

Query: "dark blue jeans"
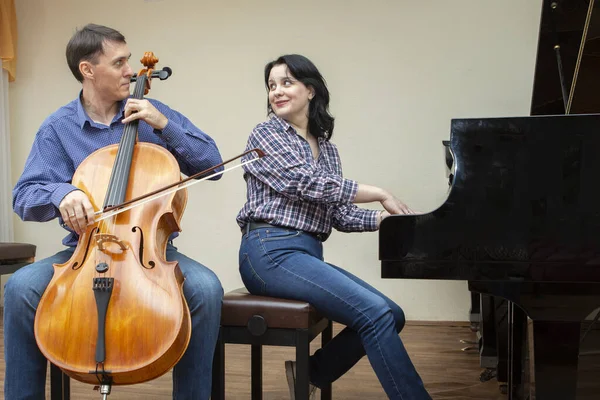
[239,226,431,400]
[4,243,222,400]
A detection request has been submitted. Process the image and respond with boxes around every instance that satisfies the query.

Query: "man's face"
[84,40,133,102]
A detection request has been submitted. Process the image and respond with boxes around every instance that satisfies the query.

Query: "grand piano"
[379,1,600,399]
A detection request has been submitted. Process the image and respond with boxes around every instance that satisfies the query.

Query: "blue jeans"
[239,227,431,400]
[3,243,223,400]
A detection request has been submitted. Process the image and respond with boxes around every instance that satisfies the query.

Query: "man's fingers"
[122,109,146,124]
[60,198,94,233]
[71,208,85,235]
[83,201,96,224]
[60,210,73,230]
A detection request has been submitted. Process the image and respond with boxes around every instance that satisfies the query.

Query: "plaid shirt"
[237,115,379,237]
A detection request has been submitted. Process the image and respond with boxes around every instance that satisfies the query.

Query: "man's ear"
[79,61,94,80]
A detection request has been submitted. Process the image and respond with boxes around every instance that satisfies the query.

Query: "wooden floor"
[0,320,598,399]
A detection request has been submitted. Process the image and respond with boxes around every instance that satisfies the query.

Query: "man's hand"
[122,98,168,130]
[59,190,95,235]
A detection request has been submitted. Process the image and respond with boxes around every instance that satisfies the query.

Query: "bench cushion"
[221,288,324,329]
[0,242,36,263]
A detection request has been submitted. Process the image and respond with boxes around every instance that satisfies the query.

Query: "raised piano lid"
[379,113,600,283]
[531,0,600,115]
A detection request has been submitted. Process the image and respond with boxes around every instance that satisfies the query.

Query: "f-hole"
[132,226,155,269]
[72,227,99,270]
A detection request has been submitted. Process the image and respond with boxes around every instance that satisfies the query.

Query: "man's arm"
[123,98,224,178]
[13,125,79,222]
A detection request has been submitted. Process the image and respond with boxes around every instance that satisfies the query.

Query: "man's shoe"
[285,360,317,400]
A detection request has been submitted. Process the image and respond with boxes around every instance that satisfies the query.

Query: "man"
[6,24,223,399]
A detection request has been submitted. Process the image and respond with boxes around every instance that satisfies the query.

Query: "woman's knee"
[357,295,406,333]
[354,295,393,328]
[391,303,406,332]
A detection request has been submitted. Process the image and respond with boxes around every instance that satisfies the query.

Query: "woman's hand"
[380,192,414,215]
[377,210,391,227]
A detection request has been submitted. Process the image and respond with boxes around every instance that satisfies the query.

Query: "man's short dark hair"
[66,24,126,82]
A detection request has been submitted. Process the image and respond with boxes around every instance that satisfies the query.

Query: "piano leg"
[468,281,600,400]
[480,294,498,369]
[507,302,526,400]
[470,292,481,331]
[532,321,580,400]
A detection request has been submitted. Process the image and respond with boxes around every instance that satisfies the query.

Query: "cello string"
[98,124,128,275]
[110,74,144,207]
[99,72,146,267]
[105,71,144,235]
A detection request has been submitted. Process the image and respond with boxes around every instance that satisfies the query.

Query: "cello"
[34,52,193,394]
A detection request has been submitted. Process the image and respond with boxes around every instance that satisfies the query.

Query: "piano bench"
[211,288,333,400]
[0,242,70,400]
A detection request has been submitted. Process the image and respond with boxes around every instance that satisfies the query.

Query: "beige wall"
[6,0,543,320]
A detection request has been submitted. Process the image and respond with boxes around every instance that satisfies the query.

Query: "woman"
[236,54,431,400]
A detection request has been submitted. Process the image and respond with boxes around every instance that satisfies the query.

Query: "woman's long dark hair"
[264,54,335,139]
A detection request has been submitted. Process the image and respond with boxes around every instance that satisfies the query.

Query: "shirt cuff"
[363,209,380,231]
[339,178,358,203]
[50,184,80,208]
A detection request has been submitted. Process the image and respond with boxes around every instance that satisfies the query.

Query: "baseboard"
[405,320,471,327]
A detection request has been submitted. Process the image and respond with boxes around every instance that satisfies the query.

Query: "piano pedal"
[499,383,507,394]
[479,367,496,382]
[460,338,478,352]
[499,383,524,398]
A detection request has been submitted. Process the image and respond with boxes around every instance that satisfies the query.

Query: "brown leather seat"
[0,242,36,263]
[213,288,333,400]
[221,287,323,330]
[0,242,37,276]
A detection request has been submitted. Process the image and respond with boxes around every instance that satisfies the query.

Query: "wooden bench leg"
[211,328,225,400]
[50,363,70,400]
[251,344,263,400]
[320,320,333,400]
[296,329,310,399]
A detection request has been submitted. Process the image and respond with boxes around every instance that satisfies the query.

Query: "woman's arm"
[354,183,413,215]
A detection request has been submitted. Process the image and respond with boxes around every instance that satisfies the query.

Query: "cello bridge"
[96,234,128,253]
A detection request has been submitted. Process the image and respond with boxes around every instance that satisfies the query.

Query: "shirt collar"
[76,91,127,129]
[270,114,327,145]
[270,114,293,133]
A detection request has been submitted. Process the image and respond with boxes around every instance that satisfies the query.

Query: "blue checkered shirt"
[236,115,379,237]
[13,93,223,247]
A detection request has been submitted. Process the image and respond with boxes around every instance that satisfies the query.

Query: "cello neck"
[103,73,148,208]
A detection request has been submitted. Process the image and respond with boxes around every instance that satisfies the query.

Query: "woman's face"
[267,64,313,126]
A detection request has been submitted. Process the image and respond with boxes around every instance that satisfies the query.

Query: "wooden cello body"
[34,53,191,385]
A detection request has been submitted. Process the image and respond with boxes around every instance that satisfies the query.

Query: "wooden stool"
[0,242,70,400]
[212,288,333,400]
